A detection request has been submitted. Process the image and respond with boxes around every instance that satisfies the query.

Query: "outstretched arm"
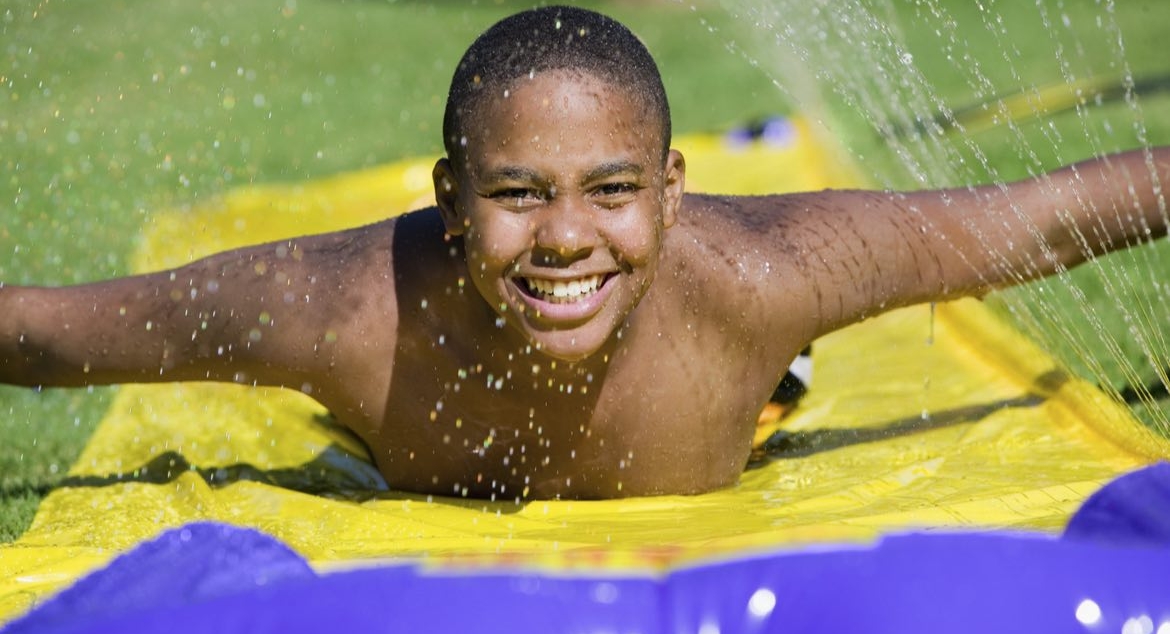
[915,145,1170,292]
[0,223,396,400]
[740,146,1170,340]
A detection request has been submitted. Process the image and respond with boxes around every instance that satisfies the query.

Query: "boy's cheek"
[607,215,665,265]
[472,212,536,248]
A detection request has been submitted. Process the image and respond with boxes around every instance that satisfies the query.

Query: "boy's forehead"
[462,70,665,169]
[483,71,647,124]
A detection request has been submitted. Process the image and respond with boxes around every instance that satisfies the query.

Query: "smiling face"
[434,70,685,362]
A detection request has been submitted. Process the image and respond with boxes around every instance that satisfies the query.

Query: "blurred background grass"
[2,0,1169,541]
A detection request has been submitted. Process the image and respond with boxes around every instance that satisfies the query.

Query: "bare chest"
[354,333,776,499]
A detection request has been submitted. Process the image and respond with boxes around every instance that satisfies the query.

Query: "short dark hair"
[442,6,671,164]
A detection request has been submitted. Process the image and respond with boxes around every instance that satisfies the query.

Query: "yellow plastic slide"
[2,119,1166,622]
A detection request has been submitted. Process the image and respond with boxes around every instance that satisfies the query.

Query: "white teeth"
[525,275,604,302]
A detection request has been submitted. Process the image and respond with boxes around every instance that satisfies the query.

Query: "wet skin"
[4,71,1170,498]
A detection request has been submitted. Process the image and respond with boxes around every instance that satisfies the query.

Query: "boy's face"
[434,70,685,362]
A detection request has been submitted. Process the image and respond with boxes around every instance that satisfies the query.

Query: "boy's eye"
[593,182,639,204]
[598,183,634,195]
[490,188,542,207]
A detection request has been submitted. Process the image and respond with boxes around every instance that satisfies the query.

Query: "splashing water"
[713,0,1170,436]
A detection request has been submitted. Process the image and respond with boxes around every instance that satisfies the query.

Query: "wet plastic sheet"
[9,463,1170,634]
[2,121,1168,623]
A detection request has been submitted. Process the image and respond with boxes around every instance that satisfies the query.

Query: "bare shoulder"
[173,207,453,417]
[667,189,969,342]
[658,193,827,361]
[264,208,451,387]
[163,215,407,394]
[669,191,837,295]
[212,215,401,335]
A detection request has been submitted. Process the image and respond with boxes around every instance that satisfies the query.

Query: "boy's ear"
[661,149,686,229]
[432,158,466,236]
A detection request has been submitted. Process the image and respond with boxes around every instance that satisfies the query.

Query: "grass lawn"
[2,0,1170,541]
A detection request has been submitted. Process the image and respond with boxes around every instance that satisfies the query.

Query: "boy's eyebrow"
[482,165,544,183]
[480,161,645,184]
[585,160,644,181]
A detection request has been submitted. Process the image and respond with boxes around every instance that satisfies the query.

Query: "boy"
[1,6,1168,499]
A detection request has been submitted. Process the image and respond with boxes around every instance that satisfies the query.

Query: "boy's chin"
[522,326,614,364]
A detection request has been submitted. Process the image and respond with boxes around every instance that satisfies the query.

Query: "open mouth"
[518,273,611,304]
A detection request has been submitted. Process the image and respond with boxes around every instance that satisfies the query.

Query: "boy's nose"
[532,203,596,263]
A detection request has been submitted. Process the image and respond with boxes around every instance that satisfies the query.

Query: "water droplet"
[747,588,776,619]
[1122,615,1154,634]
[1074,599,1101,626]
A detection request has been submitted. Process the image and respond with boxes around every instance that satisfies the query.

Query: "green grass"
[3,0,1170,542]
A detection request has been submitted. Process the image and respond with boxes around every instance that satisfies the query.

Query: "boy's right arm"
[0,225,396,402]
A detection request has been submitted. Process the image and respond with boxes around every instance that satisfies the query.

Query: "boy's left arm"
[925,145,1170,289]
[762,146,1170,339]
